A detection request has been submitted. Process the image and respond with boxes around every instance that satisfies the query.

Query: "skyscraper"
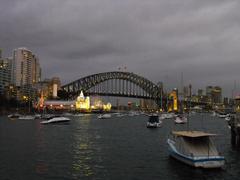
[212,86,222,104]
[0,57,12,94]
[12,47,41,86]
[12,47,41,99]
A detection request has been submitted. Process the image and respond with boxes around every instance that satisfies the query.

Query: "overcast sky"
[1,0,240,97]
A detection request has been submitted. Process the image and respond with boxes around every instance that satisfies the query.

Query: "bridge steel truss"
[62,71,162,105]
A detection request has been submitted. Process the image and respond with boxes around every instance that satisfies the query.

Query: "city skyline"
[1,0,240,97]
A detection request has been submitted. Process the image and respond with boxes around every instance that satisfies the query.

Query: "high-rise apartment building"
[206,86,222,104]
[212,86,222,104]
[12,47,41,99]
[0,57,12,94]
[206,86,213,98]
[12,47,41,87]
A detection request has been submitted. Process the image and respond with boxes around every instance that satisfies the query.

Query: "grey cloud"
[1,0,240,96]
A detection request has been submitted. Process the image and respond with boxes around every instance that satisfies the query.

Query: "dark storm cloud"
[1,0,240,96]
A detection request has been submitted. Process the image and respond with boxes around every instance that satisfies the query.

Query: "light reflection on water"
[72,115,95,178]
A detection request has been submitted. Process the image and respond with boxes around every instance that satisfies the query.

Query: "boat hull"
[167,139,225,168]
[146,122,162,128]
[40,117,70,124]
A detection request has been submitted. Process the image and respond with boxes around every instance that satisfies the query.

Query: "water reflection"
[35,120,49,175]
[72,115,95,178]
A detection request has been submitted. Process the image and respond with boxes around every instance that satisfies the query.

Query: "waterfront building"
[75,91,90,112]
[34,77,61,100]
[12,47,41,100]
[223,97,229,106]
[36,90,111,112]
[205,86,222,106]
[168,88,178,112]
[197,89,203,96]
[212,86,222,104]
[0,57,12,94]
[12,47,41,86]
[206,86,213,98]
[140,99,158,111]
[183,86,189,98]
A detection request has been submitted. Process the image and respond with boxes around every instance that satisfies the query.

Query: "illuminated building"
[139,99,158,111]
[206,86,222,104]
[12,47,41,87]
[212,86,222,104]
[169,88,178,112]
[103,103,112,111]
[36,90,112,112]
[75,91,90,111]
[12,47,41,100]
[34,77,61,100]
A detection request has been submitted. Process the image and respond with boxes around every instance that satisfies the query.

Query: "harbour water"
[0,113,240,180]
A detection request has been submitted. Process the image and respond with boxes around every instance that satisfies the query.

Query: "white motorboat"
[167,131,225,168]
[34,114,42,119]
[218,113,229,118]
[174,115,187,124]
[40,116,71,124]
[8,113,21,119]
[225,117,231,121]
[18,115,35,120]
[98,114,111,119]
[146,115,162,128]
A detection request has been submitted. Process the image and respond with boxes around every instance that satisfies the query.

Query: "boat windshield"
[148,116,159,123]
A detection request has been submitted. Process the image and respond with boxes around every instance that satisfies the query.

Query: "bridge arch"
[61,71,162,105]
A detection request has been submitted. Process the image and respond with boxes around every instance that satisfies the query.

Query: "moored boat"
[98,114,111,119]
[174,114,187,124]
[8,113,21,119]
[40,116,71,124]
[167,131,225,168]
[146,115,162,128]
[218,112,229,118]
[18,115,35,120]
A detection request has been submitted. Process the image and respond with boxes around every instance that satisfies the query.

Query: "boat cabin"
[170,131,219,157]
[148,115,159,123]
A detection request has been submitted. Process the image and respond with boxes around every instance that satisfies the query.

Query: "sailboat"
[167,84,225,168]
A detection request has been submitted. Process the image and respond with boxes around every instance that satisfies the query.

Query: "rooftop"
[172,131,217,138]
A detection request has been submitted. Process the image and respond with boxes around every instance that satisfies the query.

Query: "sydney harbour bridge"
[62,71,163,106]
[61,71,206,109]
